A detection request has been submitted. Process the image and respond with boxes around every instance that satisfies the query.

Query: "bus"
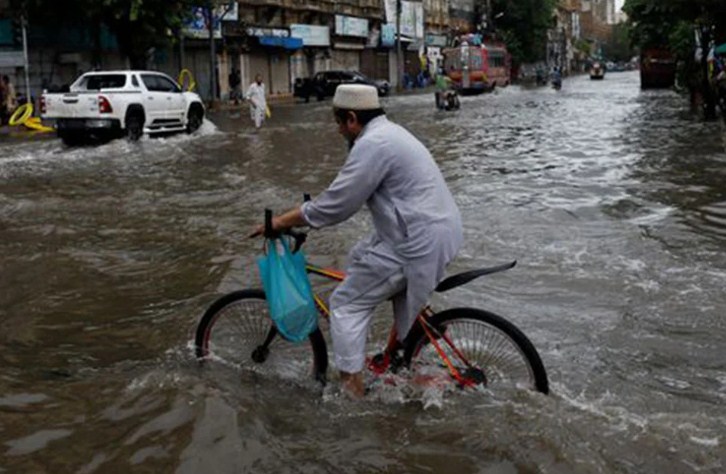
[443,40,511,95]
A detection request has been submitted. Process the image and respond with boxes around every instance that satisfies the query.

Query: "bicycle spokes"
[418,315,488,388]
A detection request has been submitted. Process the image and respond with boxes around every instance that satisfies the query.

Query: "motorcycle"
[435,89,460,111]
[552,79,562,91]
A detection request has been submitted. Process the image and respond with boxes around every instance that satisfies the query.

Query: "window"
[470,54,482,71]
[132,75,140,87]
[488,52,505,68]
[156,75,181,93]
[444,54,461,71]
[141,74,181,92]
[83,75,127,90]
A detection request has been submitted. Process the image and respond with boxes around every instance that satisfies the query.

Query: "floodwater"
[1,71,725,473]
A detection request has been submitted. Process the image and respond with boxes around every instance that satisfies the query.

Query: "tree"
[490,0,558,65]
[9,0,194,68]
[624,0,726,48]
[603,23,634,63]
[624,0,726,118]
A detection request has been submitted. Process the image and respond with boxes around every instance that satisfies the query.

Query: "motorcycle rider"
[435,67,453,109]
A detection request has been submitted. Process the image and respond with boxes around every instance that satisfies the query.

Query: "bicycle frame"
[304,261,479,386]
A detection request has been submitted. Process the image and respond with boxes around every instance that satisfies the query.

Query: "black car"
[294,70,390,102]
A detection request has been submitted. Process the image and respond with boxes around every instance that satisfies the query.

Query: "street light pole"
[21,15,30,105]
[207,2,217,105]
[396,0,403,92]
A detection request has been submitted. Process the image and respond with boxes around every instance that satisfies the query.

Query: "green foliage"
[8,0,203,67]
[575,39,592,57]
[491,0,558,64]
[603,23,634,62]
[624,0,726,49]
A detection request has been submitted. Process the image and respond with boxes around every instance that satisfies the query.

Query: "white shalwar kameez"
[245,82,266,128]
[301,116,463,373]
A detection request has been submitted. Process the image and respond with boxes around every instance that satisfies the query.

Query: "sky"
[616,0,624,11]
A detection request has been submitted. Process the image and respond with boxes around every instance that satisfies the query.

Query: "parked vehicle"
[590,62,606,80]
[294,70,390,102]
[41,70,205,146]
[443,39,511,95]
[640,49,676,89]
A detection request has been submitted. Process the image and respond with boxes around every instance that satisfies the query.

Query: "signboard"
[290,24,330,47]
[183,7,221,39]
[0,51,24,68]
[0,19,14,46]
[335,15,369,38]
[426,34,448,48]
[383,0,424,38]
[183,4,237,39]
[246,27,289,38]
[381,24,396,47]
[215,2,238,21]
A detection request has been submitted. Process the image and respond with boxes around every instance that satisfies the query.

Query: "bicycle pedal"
[368,351,404,374]
[460,367,487,387]
[251,346,269,363]
[368,353,389,374]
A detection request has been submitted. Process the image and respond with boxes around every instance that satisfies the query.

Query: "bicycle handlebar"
[263,193,311,252]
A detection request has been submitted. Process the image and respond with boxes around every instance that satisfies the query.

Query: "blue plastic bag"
[257,237,318,342]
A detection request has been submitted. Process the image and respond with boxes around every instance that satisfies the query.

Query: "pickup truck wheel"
[126,114,143,141]
[186,108,203,134]
[59,131,84,147]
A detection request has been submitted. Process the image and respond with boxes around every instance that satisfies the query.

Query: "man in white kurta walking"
[252,84,463,398]
[245,74,267,129]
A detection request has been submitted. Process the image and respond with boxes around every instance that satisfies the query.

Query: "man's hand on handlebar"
[248,207,308,239]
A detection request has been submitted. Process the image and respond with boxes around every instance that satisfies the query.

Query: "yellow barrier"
[24,117,54,133]
[9,103,33,126]
[7,103,54,132]
[178,69,196,92]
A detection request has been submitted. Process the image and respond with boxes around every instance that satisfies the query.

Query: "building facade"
[0,1,484,103]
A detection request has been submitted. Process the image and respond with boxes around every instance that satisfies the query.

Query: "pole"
[21,15,31,105]
[180,33,186,70]
[207,4,217,105]
[396,0,403,91]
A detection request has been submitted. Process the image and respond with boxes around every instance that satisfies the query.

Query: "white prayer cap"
[332,84,381,110]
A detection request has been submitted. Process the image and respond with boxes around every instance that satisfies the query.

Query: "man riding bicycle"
[252,84,463,398]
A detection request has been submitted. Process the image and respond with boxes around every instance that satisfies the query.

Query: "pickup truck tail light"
[98,96,113,114]
[40,96,46,114]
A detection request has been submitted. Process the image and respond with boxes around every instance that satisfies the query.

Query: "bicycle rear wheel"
[403,308,549,394]
[194,289,328,384]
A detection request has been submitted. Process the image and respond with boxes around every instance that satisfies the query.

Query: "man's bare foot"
[340,371,365,399]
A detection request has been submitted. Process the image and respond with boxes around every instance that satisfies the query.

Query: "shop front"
[360,23,389,82]
[290,24,331,83]
[331,15,369,72]
[241,27,302,96]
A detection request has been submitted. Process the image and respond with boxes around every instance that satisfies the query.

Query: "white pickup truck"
[41,70,205,146]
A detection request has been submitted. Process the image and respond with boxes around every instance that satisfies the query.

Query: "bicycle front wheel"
[404,308,549,394]
[194,289,328,384]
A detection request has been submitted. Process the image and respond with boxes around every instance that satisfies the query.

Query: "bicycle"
[194,210,549,395]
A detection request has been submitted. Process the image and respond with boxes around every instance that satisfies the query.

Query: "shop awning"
[258,36,303,50]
